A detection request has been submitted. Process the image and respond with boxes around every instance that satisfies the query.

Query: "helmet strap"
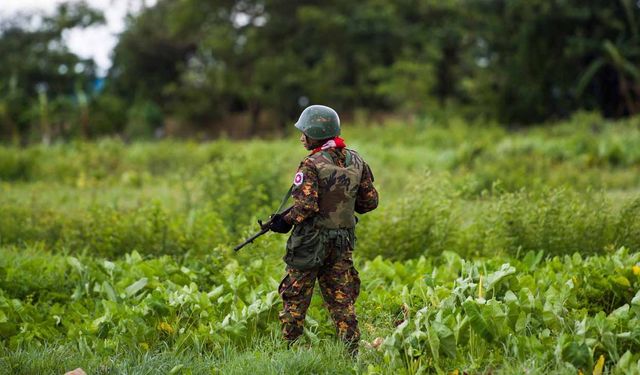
[304,135,324,150]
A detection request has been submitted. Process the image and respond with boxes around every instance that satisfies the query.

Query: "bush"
[461,187,617,257]
[0,147,35,181]
[0,202,229,258]
[357,175,458,260]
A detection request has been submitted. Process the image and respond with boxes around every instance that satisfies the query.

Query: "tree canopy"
[1,0,639,142]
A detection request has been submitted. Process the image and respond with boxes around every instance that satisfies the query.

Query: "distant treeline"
[1,0,639,143]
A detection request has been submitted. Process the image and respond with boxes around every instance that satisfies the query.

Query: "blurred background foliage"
[0,0,639,144]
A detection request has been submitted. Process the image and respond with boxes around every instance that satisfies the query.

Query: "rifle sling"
[275,184,294,214]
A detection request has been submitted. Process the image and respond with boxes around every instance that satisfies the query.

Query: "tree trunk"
[80,107,90,139]
[249,101,261,136]
[618,74,639,115]
[38,91,51,146]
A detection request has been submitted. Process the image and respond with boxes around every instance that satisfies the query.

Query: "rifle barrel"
[233,228,268,252]
[232,205,293,252]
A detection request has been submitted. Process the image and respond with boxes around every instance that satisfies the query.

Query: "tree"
[471,0,640,123]
[0,1,104,143]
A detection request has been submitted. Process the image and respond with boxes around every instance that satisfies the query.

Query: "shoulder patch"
[293,172,304,186]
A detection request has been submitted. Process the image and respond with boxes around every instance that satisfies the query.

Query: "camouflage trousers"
[278,244,361,352]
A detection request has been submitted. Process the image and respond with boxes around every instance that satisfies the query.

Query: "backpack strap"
[318,149,351,167]
[344,149,353,167]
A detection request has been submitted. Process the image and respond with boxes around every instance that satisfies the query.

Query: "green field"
[1,112,640,374]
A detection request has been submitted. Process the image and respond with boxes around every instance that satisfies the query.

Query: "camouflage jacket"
[283,147,378,229]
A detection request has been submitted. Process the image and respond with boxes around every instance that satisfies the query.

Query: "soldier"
[268,105,378,355]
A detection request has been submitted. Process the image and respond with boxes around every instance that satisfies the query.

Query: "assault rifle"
[233,206,293,252]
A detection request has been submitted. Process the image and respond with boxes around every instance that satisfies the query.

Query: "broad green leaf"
[431,321,456,358]
[125,277,148,297]
[518,288,536,311]
[577,59,605,96]
[304,327,320,345]
[515,312,528,334]
[576,318,587,336]
[503,290,517,303]
[67,257,85,274]
[542,304,562,331]
[91,314,109,332]
[561,341,592,370]
[603,40,624,67]
[612,275,631,288]
[102,281,118,302]
[102,260,116,273]
[426,324,440,365]
[609,304,629,320]
[486,300,508,333]
[505,298,521,330]
[207,285,224,299]
[615,351,633,373]
[602,332,618,361]
[463,299,495,342]
[616,332,631,339]
[169,364,184,374]
[127,251,143,264]
[484,263,516,293]
[454,314,469,344]
[521,250,544,271]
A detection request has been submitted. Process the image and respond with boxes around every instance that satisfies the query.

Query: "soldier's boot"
[279,311,305,343]
[345,338,359,358]
[335,316,360,358]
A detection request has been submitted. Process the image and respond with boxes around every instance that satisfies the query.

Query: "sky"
[1,0,156,75]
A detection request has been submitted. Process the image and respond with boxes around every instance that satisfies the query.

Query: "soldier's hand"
[269,214,293,233]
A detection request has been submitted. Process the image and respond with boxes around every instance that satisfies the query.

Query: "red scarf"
[311,137,346,154]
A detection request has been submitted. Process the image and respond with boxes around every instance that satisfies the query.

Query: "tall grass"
[1,112,639,260]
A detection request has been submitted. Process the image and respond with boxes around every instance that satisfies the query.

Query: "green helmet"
[294,105,340,140]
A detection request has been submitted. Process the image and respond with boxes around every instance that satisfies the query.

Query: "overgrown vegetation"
[1,113,640,373]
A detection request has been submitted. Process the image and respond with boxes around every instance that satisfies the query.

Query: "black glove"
[268,214,293,233]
